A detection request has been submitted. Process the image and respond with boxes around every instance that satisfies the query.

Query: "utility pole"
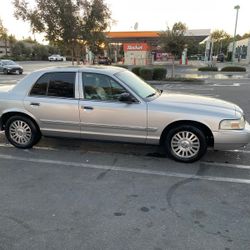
[232,5,240,63]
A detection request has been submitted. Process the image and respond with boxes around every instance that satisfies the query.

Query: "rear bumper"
[213,122,250,150]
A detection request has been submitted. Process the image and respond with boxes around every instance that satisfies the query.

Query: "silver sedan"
[0,66,249,162]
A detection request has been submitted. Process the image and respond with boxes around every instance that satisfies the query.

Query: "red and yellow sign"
[123,43,150,52]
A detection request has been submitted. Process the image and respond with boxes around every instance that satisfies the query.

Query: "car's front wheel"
[5,115,41,149]
[165,125,207,163]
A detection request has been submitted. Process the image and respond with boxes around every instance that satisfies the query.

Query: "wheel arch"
[1,111,41,134]
[160,120,214,147]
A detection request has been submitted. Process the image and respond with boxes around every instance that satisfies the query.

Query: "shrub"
[115,64,129,69]
[153,68,167,80]
[132,66,141,76]
[198,66,218,72]
[221,66,246,72]
[0,55,11,60]
[139,68,153,80]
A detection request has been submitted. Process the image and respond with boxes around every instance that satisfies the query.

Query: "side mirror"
[119,92,135,103]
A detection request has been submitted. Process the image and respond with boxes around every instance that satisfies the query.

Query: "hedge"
[139,68,153,80]
[198,66,218,72]
[153,68,167,80]
[131,66,141,76]
[114,65,129,69]
[221,66,246,72]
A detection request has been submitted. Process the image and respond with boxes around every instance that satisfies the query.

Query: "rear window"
[30,72,76,98]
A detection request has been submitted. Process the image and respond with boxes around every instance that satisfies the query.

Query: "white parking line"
[0,81,17,85]
[228,149,250,154]
[0,154,250,185]
[212,83,241,87]
[200,161,250,170]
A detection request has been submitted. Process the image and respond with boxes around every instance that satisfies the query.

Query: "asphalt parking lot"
[0,62,250,250]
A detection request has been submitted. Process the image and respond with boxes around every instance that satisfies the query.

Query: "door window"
[82,73,126,101]
[30,72,76,98]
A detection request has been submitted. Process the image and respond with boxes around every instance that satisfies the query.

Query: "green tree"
[0,18,9,56]
[13,0,112,64]
[11,41,31,59]
[23,36,37,44]
[241,32,250,39]
[32,44,49,60]
[11,41,25,58]
[8,35,17,55]
[185,37,200,57]
[211,30,231,55]
[160,22,188,77]
[161,22,187,57]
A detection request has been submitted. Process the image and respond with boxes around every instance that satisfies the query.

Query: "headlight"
[220,116,245,130]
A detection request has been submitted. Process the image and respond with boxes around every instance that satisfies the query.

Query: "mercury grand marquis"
[0,66,249,163]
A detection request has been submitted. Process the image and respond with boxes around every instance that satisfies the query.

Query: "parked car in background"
[0,60,23,75]
[217,53,225,62]
[48,54,65,61]
[0,66,249,163]
[189,54,204,61]
[98,56,112,65]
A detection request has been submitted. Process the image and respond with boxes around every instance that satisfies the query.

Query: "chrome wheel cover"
[171,131,200,159]
[9,120,32,145]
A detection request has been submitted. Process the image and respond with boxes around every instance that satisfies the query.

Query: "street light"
[232,5,240,63]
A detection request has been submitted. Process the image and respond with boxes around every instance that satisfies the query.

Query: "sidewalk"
[160,60,250,80]
[188,60,250,71]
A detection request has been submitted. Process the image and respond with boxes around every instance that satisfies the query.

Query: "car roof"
[11,65,128,95]
[34,65,126,75]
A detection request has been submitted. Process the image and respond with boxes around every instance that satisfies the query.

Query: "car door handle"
[30,102,40,106]
[81,106,94,110]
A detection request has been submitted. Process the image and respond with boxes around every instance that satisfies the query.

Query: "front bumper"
[213,121,250,150]
[5,68,23,74]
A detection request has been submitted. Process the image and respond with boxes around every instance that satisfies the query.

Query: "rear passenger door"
[24,71,80,138]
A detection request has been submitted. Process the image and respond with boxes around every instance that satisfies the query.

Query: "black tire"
[19,71,23,75]
[5,115,41,149]
[165,125,207,163]
[3,69,7,75]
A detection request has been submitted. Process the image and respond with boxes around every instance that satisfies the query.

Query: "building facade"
[105,30,210,65]
[228,38,250,64]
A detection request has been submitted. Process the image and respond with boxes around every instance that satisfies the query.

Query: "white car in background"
[48,54,65,61]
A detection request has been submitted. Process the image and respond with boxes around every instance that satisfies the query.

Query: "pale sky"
[0,0,249,43]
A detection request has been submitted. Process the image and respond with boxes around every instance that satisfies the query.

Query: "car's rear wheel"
[3,69,7,75]
[165,125,207,163]
[5,115,41,149]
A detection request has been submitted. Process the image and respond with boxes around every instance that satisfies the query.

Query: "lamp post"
[232,5,240,63]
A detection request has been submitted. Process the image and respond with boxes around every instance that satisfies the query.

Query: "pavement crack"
[96,158,117,180]
[1,215,33,232]
[166,164,210,218]
[166,178,195,218]
[96,168,111,180]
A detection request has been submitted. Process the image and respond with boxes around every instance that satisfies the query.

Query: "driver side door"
[79,72,147,143]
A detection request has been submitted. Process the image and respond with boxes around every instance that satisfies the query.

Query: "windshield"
[115,70,159,99]
[3,60,16,66]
